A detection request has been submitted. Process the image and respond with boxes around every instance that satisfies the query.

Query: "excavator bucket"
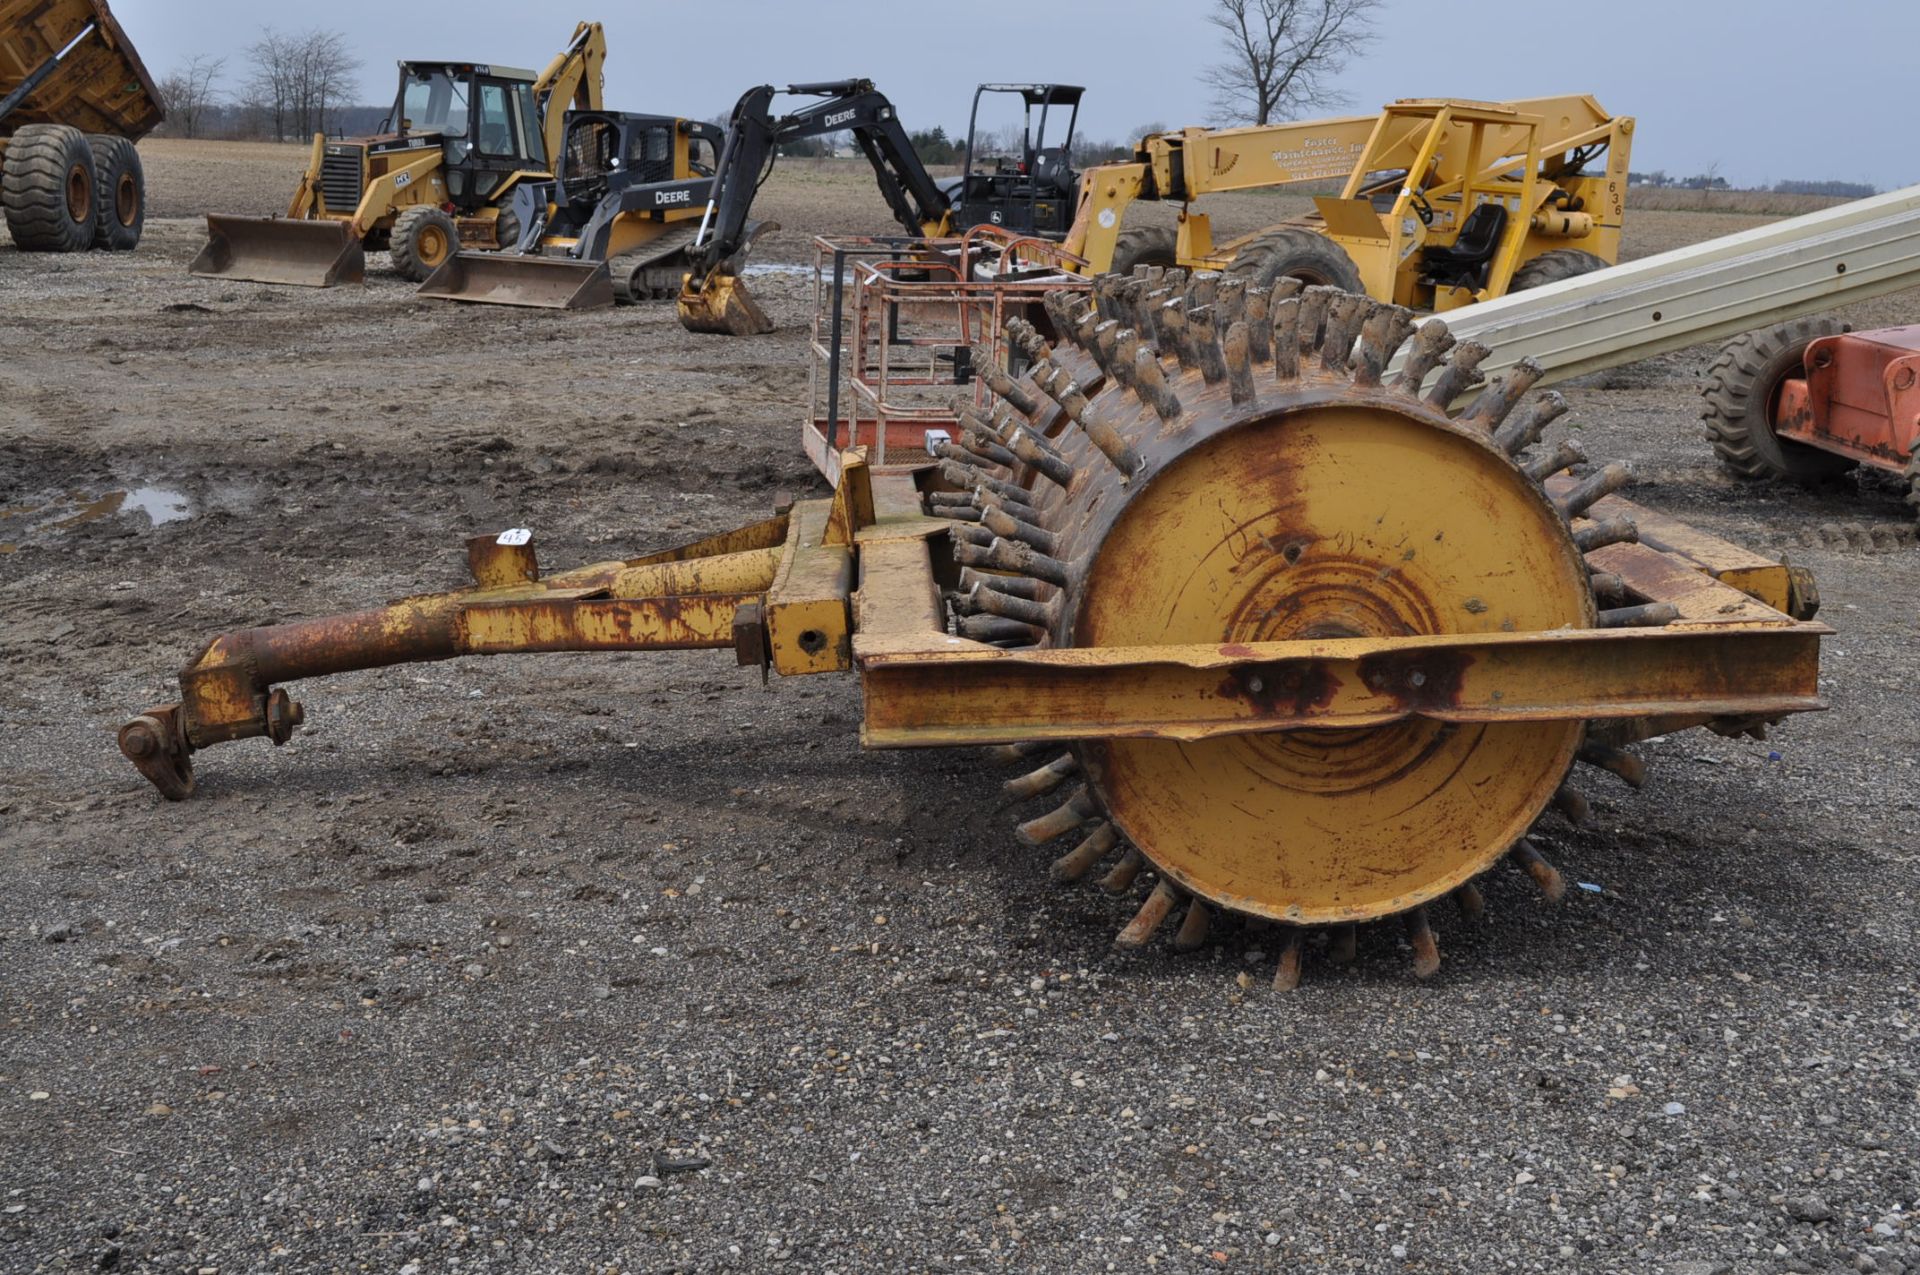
[416,252,616,310]
[676,271,774,336]
[189,216,365,288]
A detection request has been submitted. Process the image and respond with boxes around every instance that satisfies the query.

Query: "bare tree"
[245,28,359,142]
[157,54,224,139]
[1203,0,1381,126]
[297,30,358,137]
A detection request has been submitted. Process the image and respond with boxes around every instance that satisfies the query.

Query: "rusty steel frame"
[845,470,1827,747]
[120,456,1828,800]
[804,233,1090,483]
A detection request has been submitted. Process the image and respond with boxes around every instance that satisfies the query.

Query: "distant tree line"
[155,28,361,142]
[1629,170,1875,198]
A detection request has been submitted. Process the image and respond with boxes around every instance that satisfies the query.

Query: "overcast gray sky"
[115,0,1917,191]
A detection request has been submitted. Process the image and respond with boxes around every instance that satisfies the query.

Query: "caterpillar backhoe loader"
[1066,95,1632,312]
[189,21,605,289]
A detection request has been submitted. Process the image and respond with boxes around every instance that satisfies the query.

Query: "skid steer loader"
[417,108,725,309]
[189,21,605,289]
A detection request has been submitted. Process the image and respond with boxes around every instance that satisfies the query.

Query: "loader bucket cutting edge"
[417,252,616,310]
[189,216,365,288]
[677,272,774,336]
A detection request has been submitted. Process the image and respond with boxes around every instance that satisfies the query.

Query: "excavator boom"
[678,80,954,335]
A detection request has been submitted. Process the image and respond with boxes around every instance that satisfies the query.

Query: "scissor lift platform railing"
[804,230,1090,482]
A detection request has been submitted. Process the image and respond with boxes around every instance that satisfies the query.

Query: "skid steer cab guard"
[121,284,1826,990]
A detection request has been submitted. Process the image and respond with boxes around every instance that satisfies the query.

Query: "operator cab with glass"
[946,83,1085,238]
[387,61,547,208]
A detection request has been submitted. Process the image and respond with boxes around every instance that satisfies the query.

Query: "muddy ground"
[1,143,1917,1274]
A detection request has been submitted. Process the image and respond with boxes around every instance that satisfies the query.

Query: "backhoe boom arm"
[531,21,606,164]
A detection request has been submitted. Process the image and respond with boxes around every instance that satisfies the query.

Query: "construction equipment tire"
[492,207,522,252]
[389,207,460,282]
[1225,226,1363,293]
[2,124,97,252]
[1702,318,1857,483]
[1510,248,1608,292]
[87,135,145,251]
[1108,226,1177,276]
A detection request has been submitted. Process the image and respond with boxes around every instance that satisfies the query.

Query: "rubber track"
[608,222,703,304]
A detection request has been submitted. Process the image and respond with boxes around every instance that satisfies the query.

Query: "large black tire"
[2,124,96,252]
[1510,248,1608,292]
[1108,226,1177,276]
[87,134,145,251]
[1226,226,1364,293]
[491,207,522,252]
[389,206,459,282]
[1701,318,1857,483]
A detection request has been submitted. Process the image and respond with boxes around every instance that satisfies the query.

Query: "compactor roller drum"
[954,273,1662,985]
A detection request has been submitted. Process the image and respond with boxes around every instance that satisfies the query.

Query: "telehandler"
[189,21,606,288]
[1066,95,1633,312]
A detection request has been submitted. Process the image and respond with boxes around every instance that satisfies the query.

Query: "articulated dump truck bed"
[0,0,161,139]
[119,282,1827,991]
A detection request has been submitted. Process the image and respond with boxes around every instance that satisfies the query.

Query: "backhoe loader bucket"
[189,216,365,288]
[676,270,774,336]
[416,252,616,310]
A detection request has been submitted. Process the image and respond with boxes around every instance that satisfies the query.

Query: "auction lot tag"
[497,528,533,546]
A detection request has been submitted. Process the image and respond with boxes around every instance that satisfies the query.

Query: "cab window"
[476,82,514,156]
[401,70,468,135]
[513,83,545,166]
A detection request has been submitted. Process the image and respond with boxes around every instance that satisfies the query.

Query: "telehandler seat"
[1422,202,1508,289]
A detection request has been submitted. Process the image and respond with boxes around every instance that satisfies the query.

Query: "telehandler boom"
[189,21,606,289]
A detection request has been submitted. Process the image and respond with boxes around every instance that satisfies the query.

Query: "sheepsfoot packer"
[121,282,1827,988]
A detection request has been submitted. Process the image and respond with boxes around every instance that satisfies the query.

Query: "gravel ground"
[0,144,1917,1274]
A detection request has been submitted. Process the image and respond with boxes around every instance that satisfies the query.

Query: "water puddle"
[0,484,193,552]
